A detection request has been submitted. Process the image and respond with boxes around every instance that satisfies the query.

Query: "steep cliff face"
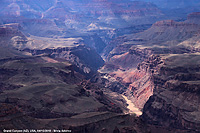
[99,46,157,110]
[142,53,200,131]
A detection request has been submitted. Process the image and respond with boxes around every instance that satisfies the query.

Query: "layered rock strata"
[142,53,200,132]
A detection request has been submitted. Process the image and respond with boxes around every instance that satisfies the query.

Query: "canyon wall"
[142,53,200,132]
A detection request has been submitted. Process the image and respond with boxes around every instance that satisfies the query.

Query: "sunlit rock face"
[99,44,155,110]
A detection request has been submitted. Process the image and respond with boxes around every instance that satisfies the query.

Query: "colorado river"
[122,95,142,116]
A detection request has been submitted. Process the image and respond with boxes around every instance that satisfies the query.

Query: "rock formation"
[142,53,200,132]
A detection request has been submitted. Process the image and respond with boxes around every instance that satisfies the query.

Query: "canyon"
[0,0,200,133]
[97,12,200,132]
